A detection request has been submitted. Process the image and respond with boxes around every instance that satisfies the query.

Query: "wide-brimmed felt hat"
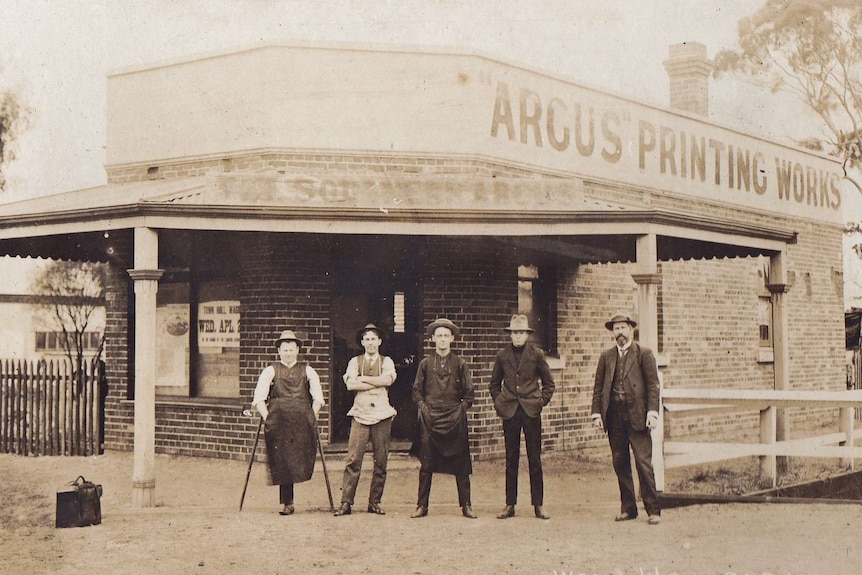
[605,312,637,331]
[503,314,534,333]
[356,323,385,344]
[425,318,460,337]
[274,329,303,347]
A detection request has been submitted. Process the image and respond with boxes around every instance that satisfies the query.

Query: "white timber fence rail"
[0,358,102,456]
[655,388,862,491]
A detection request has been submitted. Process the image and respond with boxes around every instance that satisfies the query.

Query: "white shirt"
[251,360,324,410]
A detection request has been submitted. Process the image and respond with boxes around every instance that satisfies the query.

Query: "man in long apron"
[252,329,324,515]
[410,318,476,519]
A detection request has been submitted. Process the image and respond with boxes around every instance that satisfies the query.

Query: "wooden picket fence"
[0,358,102,456]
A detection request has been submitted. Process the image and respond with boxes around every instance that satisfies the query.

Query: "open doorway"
[330,236,423,446]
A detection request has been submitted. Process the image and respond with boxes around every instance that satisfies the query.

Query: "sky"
[1,0,791,201]
[2,0,862,300]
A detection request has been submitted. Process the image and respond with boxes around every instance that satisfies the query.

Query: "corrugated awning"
[0,171,797,262]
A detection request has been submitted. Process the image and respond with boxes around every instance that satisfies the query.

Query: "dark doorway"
[330,236,424,445]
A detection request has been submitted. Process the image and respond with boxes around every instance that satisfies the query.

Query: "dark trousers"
[502,405,544,506]
[279,483,294,505]
[417,469,471,507]
[340,417,393,505]
[606,399,661,517]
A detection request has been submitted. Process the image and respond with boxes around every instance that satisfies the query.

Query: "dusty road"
[1,447,859,575]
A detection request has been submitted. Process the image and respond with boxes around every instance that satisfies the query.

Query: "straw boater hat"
[356,323,385,345]
[604,312,637,331]
[425,318,460,337]
[274,329,303,347]
[503,314,534,333]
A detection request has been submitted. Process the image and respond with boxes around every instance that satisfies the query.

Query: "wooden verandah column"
[632,234,663,489]
[128,227,163,508]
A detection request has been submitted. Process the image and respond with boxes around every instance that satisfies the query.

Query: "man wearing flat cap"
[333,323,397,516]
[252,329,324,515]
[591,312,662,525]
[489,314,555,520]
[410,318,477,519]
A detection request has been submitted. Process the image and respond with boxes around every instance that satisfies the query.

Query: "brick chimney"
[663,42,712,117]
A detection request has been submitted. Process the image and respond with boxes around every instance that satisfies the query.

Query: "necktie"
[613,350,626,390]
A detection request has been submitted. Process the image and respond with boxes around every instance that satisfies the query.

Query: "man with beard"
[252,329,324,515]
[410,318,476,519]
[590,312,662,525]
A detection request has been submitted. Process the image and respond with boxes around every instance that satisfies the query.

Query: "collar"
[364,354,380,363]
[616,342,632,354]
[281,359,298,368]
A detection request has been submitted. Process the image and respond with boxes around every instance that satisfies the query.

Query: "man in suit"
[489,314,555,520]
[591,312,662,525]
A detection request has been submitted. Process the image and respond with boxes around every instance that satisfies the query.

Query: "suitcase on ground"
[56,476,103,528]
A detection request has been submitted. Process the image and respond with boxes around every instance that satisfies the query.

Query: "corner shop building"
[0,43,848,506]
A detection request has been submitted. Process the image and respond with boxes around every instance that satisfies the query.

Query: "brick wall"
[99,156,846,461]
[106,151,537,185]
[102,229,133,451]
[417,237,519,459]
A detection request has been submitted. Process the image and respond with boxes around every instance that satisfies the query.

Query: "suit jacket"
[591,342,660,431]
[489,343,555,419]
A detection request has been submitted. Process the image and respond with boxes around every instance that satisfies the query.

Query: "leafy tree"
[0,88,30,192]
[713,0,862,193]
[31,260,106,389]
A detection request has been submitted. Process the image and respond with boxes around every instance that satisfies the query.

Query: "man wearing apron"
[333,323,397,516]
[252,329,324,515]
[410,318,476,519]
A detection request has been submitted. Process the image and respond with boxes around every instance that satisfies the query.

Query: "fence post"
[759,406,776,487]
[839,406,855,470]
[1,360,6,452]
[654,375,665,492]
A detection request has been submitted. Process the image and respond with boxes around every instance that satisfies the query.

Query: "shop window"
[756,295,774,363]
[518,264,558,355]
[194,281,240,398]
[155,279,240,398]
[758,296,772,347]
[393,291,406,334]
[35,331,102,352]
[155,283,191,396]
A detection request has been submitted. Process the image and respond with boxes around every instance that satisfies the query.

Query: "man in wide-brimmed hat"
[410,318,477,519]
[251,329,324,515]
[489,314,555,520]
[333,323,397,516]
[590,312,662,525]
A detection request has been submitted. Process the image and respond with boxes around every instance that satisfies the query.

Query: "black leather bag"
[56,476,103,528]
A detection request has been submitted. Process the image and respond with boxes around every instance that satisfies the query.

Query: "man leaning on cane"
[252,329,324,515]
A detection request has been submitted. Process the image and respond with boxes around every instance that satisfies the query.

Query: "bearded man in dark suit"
[591,312,662,525]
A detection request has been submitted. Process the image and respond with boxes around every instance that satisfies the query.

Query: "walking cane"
[316,429,335,512]
[240,410,263,512]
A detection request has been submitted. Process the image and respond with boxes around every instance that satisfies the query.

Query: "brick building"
[0,42,849,506]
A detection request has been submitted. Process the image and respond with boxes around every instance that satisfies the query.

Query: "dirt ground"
[1,446,859,575]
